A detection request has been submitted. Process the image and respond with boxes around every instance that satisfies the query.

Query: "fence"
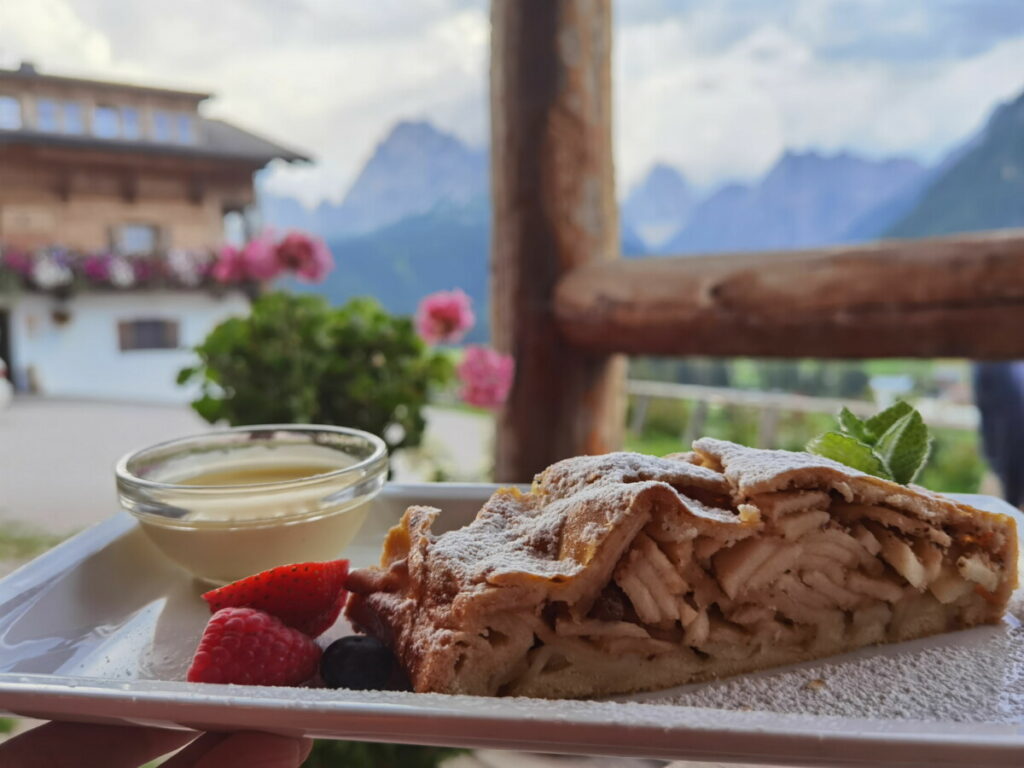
[489,1,1024,481]
[625,379,979,449]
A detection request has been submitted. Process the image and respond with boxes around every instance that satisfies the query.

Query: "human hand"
[1,722,312,767]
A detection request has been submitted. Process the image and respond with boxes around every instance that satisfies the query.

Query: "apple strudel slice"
[345,439,1019,698]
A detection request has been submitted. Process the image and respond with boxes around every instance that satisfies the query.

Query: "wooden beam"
[555,230,1024,359]
[187,175,205,205]
[119,171,138,203]
[491,0,623,482]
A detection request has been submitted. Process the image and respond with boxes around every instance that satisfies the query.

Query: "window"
[176,113,195,144]
[63,102,84,134]
[0,96,21,130]
[222,210,247,246]
[93,105,120,138]
[114,224,160,254]
[118,319,180,351]
[37,99,59,131]
[153,110,173,141]
[121,107,141,139]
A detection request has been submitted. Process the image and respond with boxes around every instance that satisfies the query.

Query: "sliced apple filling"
[345,439,1018,699]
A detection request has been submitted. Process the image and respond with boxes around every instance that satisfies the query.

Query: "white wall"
[6,290,249,403]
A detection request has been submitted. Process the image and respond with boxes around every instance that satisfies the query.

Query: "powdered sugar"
[628,593,1024,724]
[423,458,733,589]
[537,452,727,501]
[694,437,871,492]
[428,489,583,583]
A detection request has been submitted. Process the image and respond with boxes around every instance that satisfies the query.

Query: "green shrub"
[627,400,985,494]
[918,427,985,493]
[178,293,452,451]
[303,741,464,768]
[629,396,689,436]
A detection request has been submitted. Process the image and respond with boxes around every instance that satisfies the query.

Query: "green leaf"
[191,395,223,425]
[176,291,455,450]
[806,432,892,480]
[874,410,932,484]
[175,366,196,386]
[837,407,873,443]
[864,400,913,441]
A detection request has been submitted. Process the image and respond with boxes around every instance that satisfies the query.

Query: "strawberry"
[187,607,320,686]
[202,559,349,638]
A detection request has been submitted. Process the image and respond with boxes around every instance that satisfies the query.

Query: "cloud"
[0,0,113,73]
[616,0,1024,64]
[0,0,488,206]
[616,7,1024,189]
[2,0,1022,203]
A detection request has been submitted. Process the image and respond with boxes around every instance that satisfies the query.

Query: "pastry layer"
[346,440,1019,698]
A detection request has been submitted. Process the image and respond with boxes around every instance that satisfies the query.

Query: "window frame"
[175,113,195,144]
[117,319,181,352]
[152,110,174,142]
[92,104,121,138]
[36,98,60,132]
[121,106,141,139]
[0,95,22,130]
[62,101,84,135]
[113,223,162,255]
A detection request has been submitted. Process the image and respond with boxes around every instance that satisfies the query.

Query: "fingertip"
[194,731,308,767]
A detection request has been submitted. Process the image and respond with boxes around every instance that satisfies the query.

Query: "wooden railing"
[489,0,1024,481]
[626,379,979,449]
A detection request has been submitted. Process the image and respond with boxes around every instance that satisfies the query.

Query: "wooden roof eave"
[0,135,307,171]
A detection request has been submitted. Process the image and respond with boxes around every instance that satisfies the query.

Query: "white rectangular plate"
[0,485,1021,767]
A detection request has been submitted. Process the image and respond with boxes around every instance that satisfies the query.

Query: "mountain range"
[884,88,1024,239]
[262,120,487,241]
[660,152,925,254]
[267,86,1024,336]
[620,163,697,249]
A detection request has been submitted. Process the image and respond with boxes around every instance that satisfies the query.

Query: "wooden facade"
[489,1,1024,482]
[0,63,306,252]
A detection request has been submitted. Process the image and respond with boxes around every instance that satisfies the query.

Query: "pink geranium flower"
[457,346,515,410]
[81,254,111,283]
[276,231,333,283]
[240,231,282,282]
[1,249,32,276]
[211,245,247,284]
[416,289,475,344]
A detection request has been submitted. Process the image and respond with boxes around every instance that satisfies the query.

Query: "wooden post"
[491,0,624,482]
[682,400,709,448]
[629,395,650,435]
[757,407,781,449]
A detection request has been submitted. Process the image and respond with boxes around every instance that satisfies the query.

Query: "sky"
[2,0,1024,205]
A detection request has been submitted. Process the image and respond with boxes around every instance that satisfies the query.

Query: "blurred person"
[973,362,1024,508]
[0,358,11,409]
[0,723,311,767]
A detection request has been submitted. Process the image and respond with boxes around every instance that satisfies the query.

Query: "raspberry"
[187,607,321,686]
[202,560,349,638]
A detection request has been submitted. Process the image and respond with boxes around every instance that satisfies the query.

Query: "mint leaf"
[806,432,893,480]
[864,401,913,441]
[874,410,931,485]
[837,407,874,443]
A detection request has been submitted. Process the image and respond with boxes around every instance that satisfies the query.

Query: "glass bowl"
[115,424,388,584]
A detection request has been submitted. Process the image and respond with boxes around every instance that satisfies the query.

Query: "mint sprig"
[807,401,932,485]
[806,432,893,480]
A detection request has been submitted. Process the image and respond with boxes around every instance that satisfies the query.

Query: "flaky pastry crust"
[346,440,1019,698]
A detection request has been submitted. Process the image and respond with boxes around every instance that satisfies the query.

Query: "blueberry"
[320,635,409,691]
